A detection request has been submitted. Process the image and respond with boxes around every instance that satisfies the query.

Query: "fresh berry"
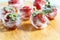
[46,8,57,20]
[20,6,32,20]
[34,2,41,10]
[8,0,18,4]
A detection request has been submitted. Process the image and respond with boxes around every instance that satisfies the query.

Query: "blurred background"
[0,0,60,6]
[0,0,8,2]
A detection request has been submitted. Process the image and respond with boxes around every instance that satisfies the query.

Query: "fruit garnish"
[42,7,53,13]
[20,6,32,20]
[20,6,31,13]
[33,0,46,10]
[35,0,46,5]
[32,10,44,17]
[37,14,46,23]
[4,6,13,11]
[3,6,18,15]
[8,0,18,4]
[8,13,19,21]
[34,2,41,10]
[42,0,56,14]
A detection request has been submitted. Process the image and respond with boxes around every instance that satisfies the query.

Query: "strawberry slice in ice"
[37,14,46,23]
[20,6,33,20]
[33,0,46,10]
[35,0,46,5]
[34,2,41,10]
[46,8,57,20]
[8,0,18,4]
[21,6,32,13]
[30,13,49,29]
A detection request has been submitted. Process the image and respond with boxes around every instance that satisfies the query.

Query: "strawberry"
[21,6,31,13]
[34,2,41,10]
[33,14,46,23]
[34,0,45,10]
[37,14,46,23]
[46,8,57,20]
[8,0,18,4]
[31,14,49,29]
[20,6,32,20]
[35,0,46,5]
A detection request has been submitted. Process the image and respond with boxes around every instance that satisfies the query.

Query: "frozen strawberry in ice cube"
[20,6,33,20]
[46,8,57,20]
[0,6,22,30]
[35,0,46,4]
[30,11,49,29]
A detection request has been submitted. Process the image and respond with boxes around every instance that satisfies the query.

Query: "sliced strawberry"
[46,8,57,20]
[32,14,49,29]
[34,0,46,10]
[33,16,38,24]
[20,6,32,20]
[24,12,31,17]
[47,13,57,20]
[33,14,46,23]
[21,6,31,12]
[35,0,42,3]
[35,0,46,5]
[37,14,46,23]
[34,2,41,10]
[8,0,18,4]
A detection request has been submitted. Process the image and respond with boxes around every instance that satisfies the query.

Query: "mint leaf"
[32,10,44,17]
[8,13,19,21]
[4,6,12,11]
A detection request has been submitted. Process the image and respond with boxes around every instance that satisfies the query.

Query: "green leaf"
[32,10,44,17]
[8,13,19,21]
[4,6,12,11]
[42,5,55,14]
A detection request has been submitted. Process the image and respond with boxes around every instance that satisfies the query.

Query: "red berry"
[37,14,46,23]
[35,0,41,3]
[35,0,46,5]
[33,14,46,23]
[8,0,18,4]
[34,0,46,10]
[46,8,57,20]
[33,16,38,24]
[21,6,31,12]
[20,6,32,20]
[34,2,41,10]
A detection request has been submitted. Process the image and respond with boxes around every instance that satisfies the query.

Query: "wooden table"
[0,2,60,40]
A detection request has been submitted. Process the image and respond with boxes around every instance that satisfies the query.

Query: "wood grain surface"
[0,1,60,40]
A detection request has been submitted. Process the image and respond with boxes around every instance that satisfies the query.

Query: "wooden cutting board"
[0,1,60,40]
